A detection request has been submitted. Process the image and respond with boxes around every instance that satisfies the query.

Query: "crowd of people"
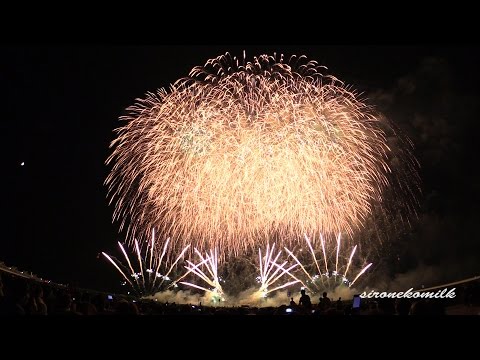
[1,267,479,316]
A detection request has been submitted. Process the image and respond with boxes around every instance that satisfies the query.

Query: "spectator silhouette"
[319,292,331,312]
[77,292,97,315]
[0,278,29,315]
[336,297,343,311]
[26,284,48,315]
[34,285,48,315]
[54,291,80,315]
[298,289,312,310]
[115,300,139,315]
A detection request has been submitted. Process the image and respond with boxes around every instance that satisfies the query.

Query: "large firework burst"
[106,52,416,256]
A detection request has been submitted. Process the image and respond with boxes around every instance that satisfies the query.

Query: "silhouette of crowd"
[1,269,479,316]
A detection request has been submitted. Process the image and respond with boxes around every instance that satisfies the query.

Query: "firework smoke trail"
[102,232,190,296]
[179,248,225,300]
[105,52,417,256]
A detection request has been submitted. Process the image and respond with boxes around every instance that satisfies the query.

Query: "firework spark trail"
[118,241,141,289]
[336,233,341,274]
[151,236,170,290]
[259,243,281,288]
[350,263,373,287]
[103,233,190,296]
[186,253,215,286]
[148,229,155,283]
[102,252,134,287]
[284,247,316,284]
[302,233,328,287]
[194,248,219,283]
[321,234,328,274]
[286,233,371,292]
[265,280,302,294]
[169,257,210,288]
[258,243,276,293]
[271,262,308,292]
[134,240,145,291]
[344,245,357,278]
[257,243,301,295]
[304,234,322,278]
[178,281,214,294]
[152,243,191,292]
[105,52,417,256]
[285,238,326,290]
[180,264,213,289]
[263,262,300,295]
[180,248,225,298]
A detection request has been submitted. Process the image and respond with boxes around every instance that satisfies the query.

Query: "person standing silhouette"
[298,289,312,310]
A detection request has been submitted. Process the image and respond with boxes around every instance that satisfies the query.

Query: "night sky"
[2,45,479,292]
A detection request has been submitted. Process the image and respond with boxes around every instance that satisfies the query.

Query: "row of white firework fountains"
[102,231,372,302]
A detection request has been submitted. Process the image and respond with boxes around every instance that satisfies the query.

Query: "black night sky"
[2,45,479,293]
